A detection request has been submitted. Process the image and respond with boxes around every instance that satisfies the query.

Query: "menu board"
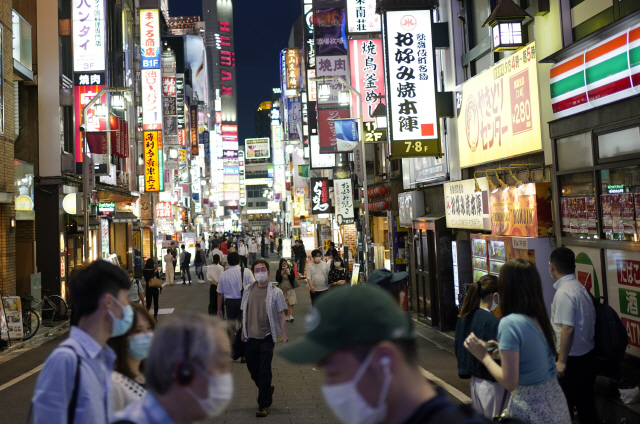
[2,296,23,339]
[0,291,8,335]
[561,197,597,234]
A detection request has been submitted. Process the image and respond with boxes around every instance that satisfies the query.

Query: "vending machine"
[471,234,489,281]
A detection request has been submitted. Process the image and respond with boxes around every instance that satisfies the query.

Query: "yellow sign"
[178,148,187,162]
[15,195,33,211]
[62,193,77,215]
[457,43,541,168]
[144,131,162,192]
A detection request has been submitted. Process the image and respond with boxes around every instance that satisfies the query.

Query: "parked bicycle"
[24,291,68,324]
[21,306,40,341]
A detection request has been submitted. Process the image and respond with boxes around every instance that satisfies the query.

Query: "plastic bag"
[620,386,640,404]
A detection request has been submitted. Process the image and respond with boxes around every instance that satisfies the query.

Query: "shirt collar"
[553,273,577,291]
[69,326,107,360]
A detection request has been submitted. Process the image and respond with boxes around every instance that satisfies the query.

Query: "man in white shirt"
[217,252,255,329]
[238,239,249,268]
[247,237,258,267]
[207,253,225,316]
[208,242,226,267]
[549,247,598,424]
[305,249,330,305]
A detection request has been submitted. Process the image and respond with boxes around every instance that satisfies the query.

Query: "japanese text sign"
[346,0,381,33]
[489,182,551,237]
[311,177,332,214]
[162,77,176,96]
[142,69,162,130]
[74,84,105,165]
[190,105,199,155]
[140,9,161,69]
[444,178,491,230]
[385,10,439,157]
[349,39,385,123]
[457,42,541,167]
[605,249,640,358]
[285,49,301,90]
[334,178,354,225]
[144,131,163,192]
[314,8,347,56]
[272,125,284,166]
[156,202,172,218]
[73,0,106,72]
[316,55,350,104]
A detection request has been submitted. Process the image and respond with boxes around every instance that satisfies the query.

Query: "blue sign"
[333,119,359,152]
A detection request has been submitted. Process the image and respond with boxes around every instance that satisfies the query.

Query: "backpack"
[183,251,191,265]
[589,291,628,363]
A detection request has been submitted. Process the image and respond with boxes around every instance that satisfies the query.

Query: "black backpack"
[184,251,191,265]
[589,291,628,363]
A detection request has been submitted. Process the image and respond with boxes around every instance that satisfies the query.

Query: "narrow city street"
[0,261,470,424]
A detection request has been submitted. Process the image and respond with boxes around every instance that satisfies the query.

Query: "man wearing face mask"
[241,260,289,417]
[306,249,330,305]
[280,284,489,424]
[32,261,133,424]
[113,313,233,424]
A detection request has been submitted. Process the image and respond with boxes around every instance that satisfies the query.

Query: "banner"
[332,119,359,152]
[457,42,541,167]
[489,182,551,237]
[109,116,125,157]
[334,178,354,225]
[86,132,108,154]
[318,106,351,153]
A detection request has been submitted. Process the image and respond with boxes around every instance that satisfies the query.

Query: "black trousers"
[146,287,160,318]
[296,257,306,276]
[208,285,218,315]
[240,256,248,268]
[245,335,275,408]
[224,298,242,328]
[310,289,329,305]
[181,264,191,282]
[558,349,599,424]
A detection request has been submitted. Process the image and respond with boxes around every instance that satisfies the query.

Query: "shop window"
[559,172,597,239]
[557,132,593,171]
[598,127,640,160]
[600,166,640,241]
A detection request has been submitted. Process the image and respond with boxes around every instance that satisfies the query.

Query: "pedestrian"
[324,241,339,259]
[229,241,238,254]
[195,243,206,283]
[163,247,175,286]
[328,255,350,288]
[217,252,255,330]
[143,258,161,321]
[367,268,409,307]
[454,275,507,419]
[292,239,307,278]
[306,249,330,305]
[248,237,258,267]
[549,247,598,424]
[269,235,275,254]
[208,241,226,267]
[108,302,155,412]
[238,239,248,268]
[220,238,228,255]
[465,258,571,424]
[207,254,224,316]
[112,313,233,423]
[169,241,178,273]
[241,260,288,417]
[279,284,489,424]
[276,258,297,322]
[31,261,132,424]
[261,233,268,258]
[127,270,145,305]
[180,245,192,284]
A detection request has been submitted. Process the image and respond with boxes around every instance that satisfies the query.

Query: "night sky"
[168,0,302,144]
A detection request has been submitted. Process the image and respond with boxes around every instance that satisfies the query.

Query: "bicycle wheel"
[47,295,69,321]
[22,308,40,340]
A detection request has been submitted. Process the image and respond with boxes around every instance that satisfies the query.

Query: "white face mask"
[322,352,391,424]
[490,293,500,312]
[282,264,288,269]
[255,271,269,283]
[314,257,322,263]
[334,262,342,268]
[187,368,234,418]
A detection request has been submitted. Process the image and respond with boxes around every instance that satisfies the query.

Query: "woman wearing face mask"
[143,258,161,321]
[306,249,331,305]
[454,275,507,419]
[228,242,238,254]
[276,258,297,322]
[328,256,350,288]
[108,302,156,412]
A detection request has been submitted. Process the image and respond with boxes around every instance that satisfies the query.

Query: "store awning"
[73,216,101,231]
[111,212,140,223]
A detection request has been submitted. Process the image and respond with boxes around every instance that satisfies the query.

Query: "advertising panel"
[246,138,271,159]
[285,48,301,90]
[310,135,335,169]
[489,182,551,237]
[334,178,354,225]
[2,297,23,339]
[272,125,284,166]
[349,38,385,122]
[286,97,302,140]
[239,150,246,206]
[318,106,351,153]
[457,42,541,167]
[385,10,439,158]
[605,249,640,358]
[346,0,380,33]
[140,9,161,69]
[316,55,350,104]
[190,105,199,155]
[156,202,172,218]
[568,246,604,298]
[74,83,105,166]
[141,69,162,130]
[73,0,106,72]
[143,131,163,192]
[314,8,347,56]
[444,178,491,231]
[311,177,332,214]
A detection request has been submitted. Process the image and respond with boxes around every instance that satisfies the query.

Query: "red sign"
[360,201,389,211]
[74,84,106,164]
[318,107,351,153]
[110,116,122,157]
[156,202,172,218]
[349,39,385,122]
[616,259,640,287]
[622,317,640,349]
[367,186,387,197]
[162,77,176,96]
[178,129,186,147]
[121,121,129,158]
[86,132,108,154]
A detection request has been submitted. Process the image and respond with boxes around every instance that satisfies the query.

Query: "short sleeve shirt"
[498,314,556,386]
[551,274,596,356]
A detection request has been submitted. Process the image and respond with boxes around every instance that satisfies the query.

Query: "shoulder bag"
[148,276,162,288]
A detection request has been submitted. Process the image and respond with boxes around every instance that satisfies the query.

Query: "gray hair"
[145,313,226,395]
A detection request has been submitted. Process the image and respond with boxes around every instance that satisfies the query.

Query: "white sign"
[140,9,161,69]
[316,56,350,104]
[245,138,271,159]
[239,150,246,206]
[443,177,491,230]
[272,125,284,166]
[310,135,335,169]
[141,69,163,130]
[385,10,438,141]
[346,0,381,33]
[73,0,106,72]
[334,179,354,225]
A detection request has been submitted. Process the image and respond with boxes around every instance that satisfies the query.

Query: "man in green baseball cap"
[279,284,490,424]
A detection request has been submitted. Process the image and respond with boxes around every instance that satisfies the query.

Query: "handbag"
[231,326,245,360]
[292,274,300,289]
[148,277,162,288]
[493,390,510,422]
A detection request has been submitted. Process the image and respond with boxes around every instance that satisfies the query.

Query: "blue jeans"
[196,263,204,280]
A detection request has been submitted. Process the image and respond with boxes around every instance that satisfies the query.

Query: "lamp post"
[311,75,371,278]
[81,87,133,262]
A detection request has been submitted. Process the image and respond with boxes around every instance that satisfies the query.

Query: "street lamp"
[317,81,332,101]
[372,101,387,129]
[338,88,351,106]
[483,0,531,52]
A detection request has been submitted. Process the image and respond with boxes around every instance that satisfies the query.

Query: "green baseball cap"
[279,284,415,364]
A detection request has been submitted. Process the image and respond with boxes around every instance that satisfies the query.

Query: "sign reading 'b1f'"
[384,10,440,158]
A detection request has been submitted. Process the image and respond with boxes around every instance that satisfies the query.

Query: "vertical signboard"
[141,69,162,130]
[316,55,350,104]
[384,10,440,157]
[190,105,199,155]
[239,150,246,206]
[140,9,161,69]
[74,75,105,169]
[349,39,385,122]
[285,48,301,90]
[314,8,347,56]
[318,106,351,153]
[311,177,332,214]
[272,125,284,166]
[346,0,381,33]
[73,0,106,72]
[144,131,163,192]
[334,178,354,225]
[176,74,185,129]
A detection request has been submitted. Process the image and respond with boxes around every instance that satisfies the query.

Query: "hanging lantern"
[317,82,332,101]
[338,89,351,106]
[482,0,531,52]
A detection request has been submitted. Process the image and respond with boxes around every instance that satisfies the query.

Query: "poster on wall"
[489,182,552,237]
[568,246,603,298]
[605,249,640,358]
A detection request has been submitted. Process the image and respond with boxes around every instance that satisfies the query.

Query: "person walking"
[324,242,339,259]
[143,258,161,321]
[269,235,275,254]
[108,302,155,412]
[306,249,330,305]
[238,239,248,268]
[328,256,350,289]
[194,243,206,283]
[292,239,307,278]
[454,275,506,419]
[169,241,178,273]
[217,252,255,330]
[180,245,192,284]
[207,254,224,316]
[261,233,268,258]
[549,247,598,424]
[241,260,288,417]
[112,314,234,423]
[248,237,258,267]
[208,241,226,267]
[127,270,145,306]
[276,258,297,322]
[163,248,175,286]
[279,284,489,424]
[465,259,571,424]
[220,238,228,256]
[32,261,132,424]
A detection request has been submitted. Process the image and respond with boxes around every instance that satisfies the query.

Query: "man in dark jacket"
[292,239,307,278]
[180,245,191,284]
